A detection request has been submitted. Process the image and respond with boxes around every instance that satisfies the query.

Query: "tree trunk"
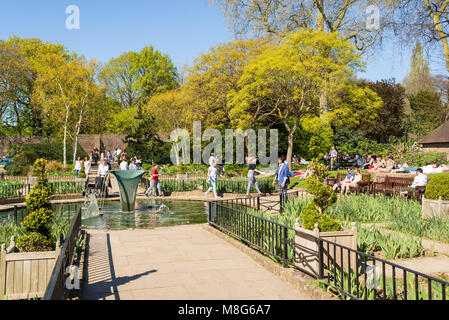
[287,133,294,171]
[63,125,67,166]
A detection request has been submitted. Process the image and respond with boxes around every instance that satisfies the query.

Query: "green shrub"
[425,174,449,200]
[302,201,342,232]
[18,159,56,252]
[306,177,337,211]
[307,159,329,182]
[16,233,53,252]
[21,207,55,236]
[25,185,52,212]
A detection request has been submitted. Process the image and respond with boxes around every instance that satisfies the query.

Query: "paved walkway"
[82,224,312,300]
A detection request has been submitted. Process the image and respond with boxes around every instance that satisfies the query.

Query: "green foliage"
[306,177,337,210]
[358,79,407,143]
[25,185,52,212]
[425,174,449,200]
[306,159,329,183]
[124,108,167,163]
[18,159,56,251]
[356,225,424,260]
[32,159,48,185]
[302,201,342,232]
[325,194,422,223]
[21,207,55,236]
[16,233,53,252]
[399,151,448,167]
[333,127,389,156]
[0,222,25,246]
[8,139,87,165]
[294,117,334,160]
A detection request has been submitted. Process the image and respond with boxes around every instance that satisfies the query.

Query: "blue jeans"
[206,178,217,197]
[247,171,261,195]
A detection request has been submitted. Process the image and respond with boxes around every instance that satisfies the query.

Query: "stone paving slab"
[82,224,312,300]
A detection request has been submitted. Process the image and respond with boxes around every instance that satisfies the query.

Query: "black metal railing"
[0,181,85,201]
[43,205,82,300]
[208,200,449,300]
[1,203,79,226]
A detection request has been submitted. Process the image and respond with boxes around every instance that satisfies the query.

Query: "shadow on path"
[82,232,157,300]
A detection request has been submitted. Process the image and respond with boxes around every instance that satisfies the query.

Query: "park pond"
[0,199,209,230]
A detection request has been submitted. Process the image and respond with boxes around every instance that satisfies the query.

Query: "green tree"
[100,46,178,109]
[3,37,73,136]
[404,41,434,95]
[408,90,448,136]
[230,30,362,168]
[358,79,407,143]
[124,108,166,163]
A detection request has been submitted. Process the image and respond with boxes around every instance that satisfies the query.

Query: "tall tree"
[229,30,363,168]
[99,46,178,109]
[4,37,73,136]
[358,78,407,142]
[32,55,94,165]
[213,0,397,112]
[404,41,434,95]
[99,52,139,110]
[184,38,267,131]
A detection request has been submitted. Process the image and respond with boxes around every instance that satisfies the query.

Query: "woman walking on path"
[246,156,264,197]
[74,157,82,178]
[84,157,91,176]
[205,161,218,199]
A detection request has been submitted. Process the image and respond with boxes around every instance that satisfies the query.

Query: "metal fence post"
[283,226,288,268]
[318,239,324,279]
[14,205,18,226]
[257,196,260,211]
[208,201,212,223]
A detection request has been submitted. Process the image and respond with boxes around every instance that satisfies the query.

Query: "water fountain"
[109,170,147,212]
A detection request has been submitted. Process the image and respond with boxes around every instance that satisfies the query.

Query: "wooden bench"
[349,174,371,195]
[373,176,414,196]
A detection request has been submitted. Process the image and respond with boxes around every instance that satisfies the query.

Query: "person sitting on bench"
[333,169,355,192]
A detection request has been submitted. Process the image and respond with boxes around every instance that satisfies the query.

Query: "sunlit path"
[82,224,312,300]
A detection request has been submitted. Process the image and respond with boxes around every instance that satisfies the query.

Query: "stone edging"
[202,224,338,300]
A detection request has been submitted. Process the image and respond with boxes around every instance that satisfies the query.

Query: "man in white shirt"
[411,169,428,189]
[120,160,128,171]
[98,160,109,177]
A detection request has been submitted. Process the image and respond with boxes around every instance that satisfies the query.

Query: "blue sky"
[0,0,439,83]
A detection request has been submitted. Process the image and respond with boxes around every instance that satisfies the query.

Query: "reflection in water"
[81,199,207,230]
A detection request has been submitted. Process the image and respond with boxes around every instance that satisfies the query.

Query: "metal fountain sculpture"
[109,170,146,212]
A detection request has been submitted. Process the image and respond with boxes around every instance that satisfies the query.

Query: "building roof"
[420,120,449,144]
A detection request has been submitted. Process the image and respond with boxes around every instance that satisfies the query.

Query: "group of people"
[332,168,363,195]
[119,157,143,171]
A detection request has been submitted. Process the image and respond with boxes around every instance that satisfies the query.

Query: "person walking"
[120,159,128,170]
[205,161,218,199]
[246,156,263,197]
[273,156,290,202]
[84,157,91,176]
[74,157,82,178]
[144,164,163,197]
